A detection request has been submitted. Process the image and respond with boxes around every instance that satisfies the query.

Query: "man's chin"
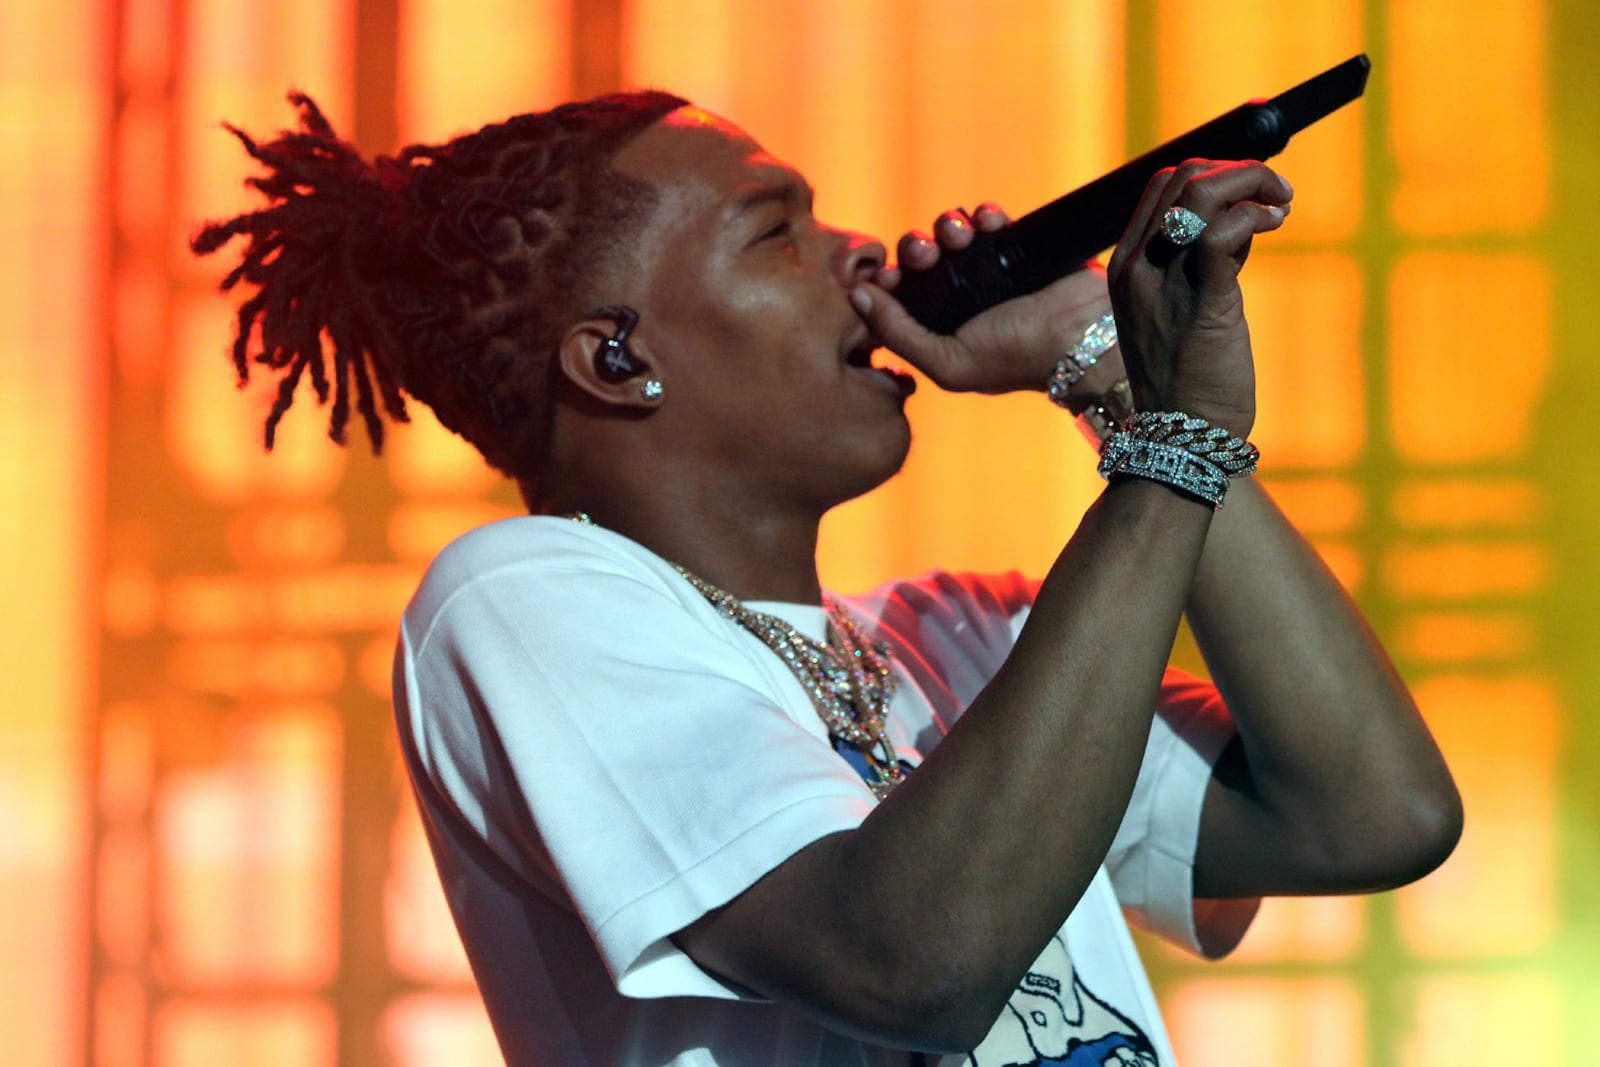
[831,419,913,508]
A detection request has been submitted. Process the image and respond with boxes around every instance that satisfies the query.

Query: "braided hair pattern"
[191,88,687,481]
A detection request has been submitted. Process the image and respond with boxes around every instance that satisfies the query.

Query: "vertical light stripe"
[786,0,897,232]
[623,0,738,108]
[1389,0,1548,234]
[775,0,904,587]
[177,0,353,230]
[1246,253,1365,467]
[396,0,572,143]
[0,1,107,1064]
[1050,0,1128,187]
[174,0,355,501]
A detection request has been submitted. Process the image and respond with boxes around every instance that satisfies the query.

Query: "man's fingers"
[871,264,903,292]
[1175,162,1294,220]
[895,204,1015,275]
[1112,160,1292,276]
[971,202,1010,231]
[1188,201,1288,286]
[897,231,938,271]
[1110,164,1184,278]
[849,281,963,388]
[934,211,977,250]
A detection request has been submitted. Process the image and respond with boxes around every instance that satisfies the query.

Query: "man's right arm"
[673,475,1218,1052]
[673,159,1294,1052]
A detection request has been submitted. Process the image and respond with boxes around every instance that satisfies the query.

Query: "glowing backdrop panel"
[0,1,1594,1064]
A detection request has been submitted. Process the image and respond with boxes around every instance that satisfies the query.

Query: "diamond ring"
[1160,206,1207,246]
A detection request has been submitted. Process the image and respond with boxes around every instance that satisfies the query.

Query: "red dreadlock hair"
[190,88,688,485]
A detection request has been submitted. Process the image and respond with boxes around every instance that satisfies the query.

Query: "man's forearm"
[1185,478,1461,897]
[675,477,1219,1051]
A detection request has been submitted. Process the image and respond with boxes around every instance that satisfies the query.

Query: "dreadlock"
[191,87,688,483]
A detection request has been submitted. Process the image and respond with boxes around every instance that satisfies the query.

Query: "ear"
[556,316,664,410]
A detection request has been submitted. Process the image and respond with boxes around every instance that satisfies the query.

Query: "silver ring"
[1160,206,1207,246]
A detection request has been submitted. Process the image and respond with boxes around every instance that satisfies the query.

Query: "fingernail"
[850,287,872,314]
[1267,205,1286,221]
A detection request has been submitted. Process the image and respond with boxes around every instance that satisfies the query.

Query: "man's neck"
[538,483,827,605]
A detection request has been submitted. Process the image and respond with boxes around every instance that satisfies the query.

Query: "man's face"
[607,108,914,512]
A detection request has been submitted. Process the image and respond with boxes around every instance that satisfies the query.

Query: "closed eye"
[758,219,793,242]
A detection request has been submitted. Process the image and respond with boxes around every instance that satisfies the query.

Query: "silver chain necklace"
[567,513,906,798]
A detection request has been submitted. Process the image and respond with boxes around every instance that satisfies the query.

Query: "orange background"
[4,0,1599,1064]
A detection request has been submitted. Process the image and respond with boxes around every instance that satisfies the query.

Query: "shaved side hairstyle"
[191,88,688,490]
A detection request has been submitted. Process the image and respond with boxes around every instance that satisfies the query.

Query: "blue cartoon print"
[966,933,1157,1067]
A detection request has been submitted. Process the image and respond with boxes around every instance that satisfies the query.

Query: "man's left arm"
[1185,477,1463,899]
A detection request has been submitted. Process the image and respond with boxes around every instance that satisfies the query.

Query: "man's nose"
[831,228,887,285]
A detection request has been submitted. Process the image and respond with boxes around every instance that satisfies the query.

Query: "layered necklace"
[567,513,906,799]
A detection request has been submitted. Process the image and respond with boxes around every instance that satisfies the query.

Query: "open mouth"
[844,338,916,396]
[845,340,878,369]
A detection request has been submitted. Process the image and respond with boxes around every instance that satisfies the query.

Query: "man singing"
[194,89,1460,1066]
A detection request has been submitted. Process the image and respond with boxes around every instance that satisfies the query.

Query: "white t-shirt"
[394,516,1258,1066]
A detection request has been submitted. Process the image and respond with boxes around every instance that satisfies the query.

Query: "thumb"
[850,281,966,389]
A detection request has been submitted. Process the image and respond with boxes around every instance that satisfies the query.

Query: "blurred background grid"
[3,0,1597,1063]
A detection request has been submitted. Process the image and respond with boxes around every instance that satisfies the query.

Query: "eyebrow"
[730,176,814,218]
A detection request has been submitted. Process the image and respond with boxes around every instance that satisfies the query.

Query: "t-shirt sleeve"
[396,526,878,1001]
[1104,667,1260,958]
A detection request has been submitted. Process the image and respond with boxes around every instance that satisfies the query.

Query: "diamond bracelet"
[1098,436,1232,508]
[1046,312,1118,406]
[1097,411,1261,509]
[1122,411,1259,477]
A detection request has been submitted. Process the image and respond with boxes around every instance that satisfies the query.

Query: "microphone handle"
[894,54,1370,335]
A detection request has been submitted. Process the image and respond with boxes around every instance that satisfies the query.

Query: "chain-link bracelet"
[1098,435,1231,508]
[1075,377,1136,446]
[1046,312,1118,406]
[1097,411,1261,508]
[1122,411,1259,477]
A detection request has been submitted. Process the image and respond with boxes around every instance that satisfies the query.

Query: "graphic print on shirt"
[830,742,1157,1067]
[965,932,1157,1067]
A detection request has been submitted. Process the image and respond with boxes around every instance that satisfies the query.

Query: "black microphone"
[894,54,1372,335]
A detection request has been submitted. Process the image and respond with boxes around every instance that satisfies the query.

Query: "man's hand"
[848,203,1115,395]
[1106,159,1293,439]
